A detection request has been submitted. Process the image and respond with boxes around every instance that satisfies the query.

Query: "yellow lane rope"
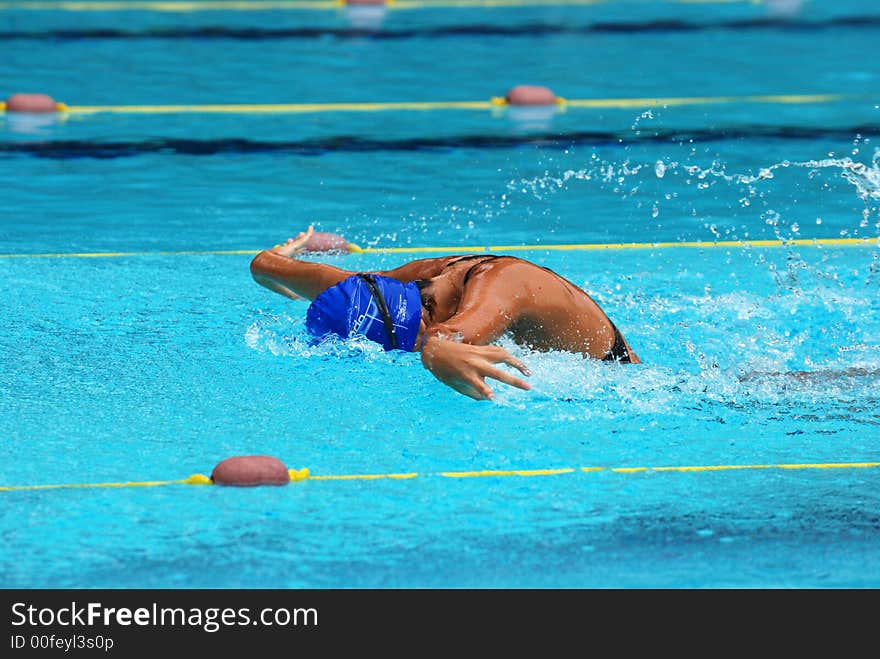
[440,467,577,477]
[355,237,879,254]
[0,476,209,491]
[1,461,878,491]
[309,471,418,480]
[0,237,876,260]
[0,0,765,13]
[0,249,264,259]
[52,101,496,115]
[563,93,848,109]
[1,93,860,115]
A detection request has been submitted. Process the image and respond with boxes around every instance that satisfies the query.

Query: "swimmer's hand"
[420,336,531,401]
[271,226,315,257]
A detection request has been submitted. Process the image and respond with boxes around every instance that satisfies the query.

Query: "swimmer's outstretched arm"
[420,337,532,400]
[253,227,479,300]
[419,281,531,401]
[250,227,354,301]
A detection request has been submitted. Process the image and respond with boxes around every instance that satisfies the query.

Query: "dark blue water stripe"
[2,16,880,41]
[1,125,878,159]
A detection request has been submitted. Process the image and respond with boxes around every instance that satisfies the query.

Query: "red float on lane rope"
[211,456,291,486]
[5,93,61,113]
[305,231,351,253]
[504,85,558,106]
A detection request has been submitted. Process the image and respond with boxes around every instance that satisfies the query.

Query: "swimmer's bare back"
[412,255,640,363]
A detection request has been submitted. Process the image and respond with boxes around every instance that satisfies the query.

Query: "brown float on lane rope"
[4,93,62,113]
[504,85,558,106]
[211,456,291,486]
[305,231,352,253]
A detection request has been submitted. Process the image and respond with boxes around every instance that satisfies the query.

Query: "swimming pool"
[1,0,879,588]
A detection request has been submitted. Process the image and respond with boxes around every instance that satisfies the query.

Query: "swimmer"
[250,226,640,400]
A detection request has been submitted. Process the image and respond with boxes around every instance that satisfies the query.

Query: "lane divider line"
[1,237,876,260]
[2,461,878,491]
[439,468,576,477]
[0,0,768,14]
[1,93,864,115]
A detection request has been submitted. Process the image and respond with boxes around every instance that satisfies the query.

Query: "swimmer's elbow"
[250,250,274,281]
[250,251,281,290]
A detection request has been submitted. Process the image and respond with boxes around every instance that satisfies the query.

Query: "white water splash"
[675,152,880,203]
[489,333,880,420]
[509,148,880,208]
[244,312,395,362]
[512,159,649,201]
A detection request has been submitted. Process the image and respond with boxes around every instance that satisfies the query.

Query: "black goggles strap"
[356,273,398,350]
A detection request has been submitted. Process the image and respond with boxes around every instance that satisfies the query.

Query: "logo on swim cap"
[305,274,422,351]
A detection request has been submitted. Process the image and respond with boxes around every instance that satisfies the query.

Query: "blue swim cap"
[305,274,422,351]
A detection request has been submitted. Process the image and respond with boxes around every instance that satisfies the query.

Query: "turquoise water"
[1,0,879,587]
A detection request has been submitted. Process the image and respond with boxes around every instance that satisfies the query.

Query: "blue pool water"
[1,0,879,588]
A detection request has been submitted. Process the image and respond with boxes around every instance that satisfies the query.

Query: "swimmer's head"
[414,273,460,324]
[305,274,422,351]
